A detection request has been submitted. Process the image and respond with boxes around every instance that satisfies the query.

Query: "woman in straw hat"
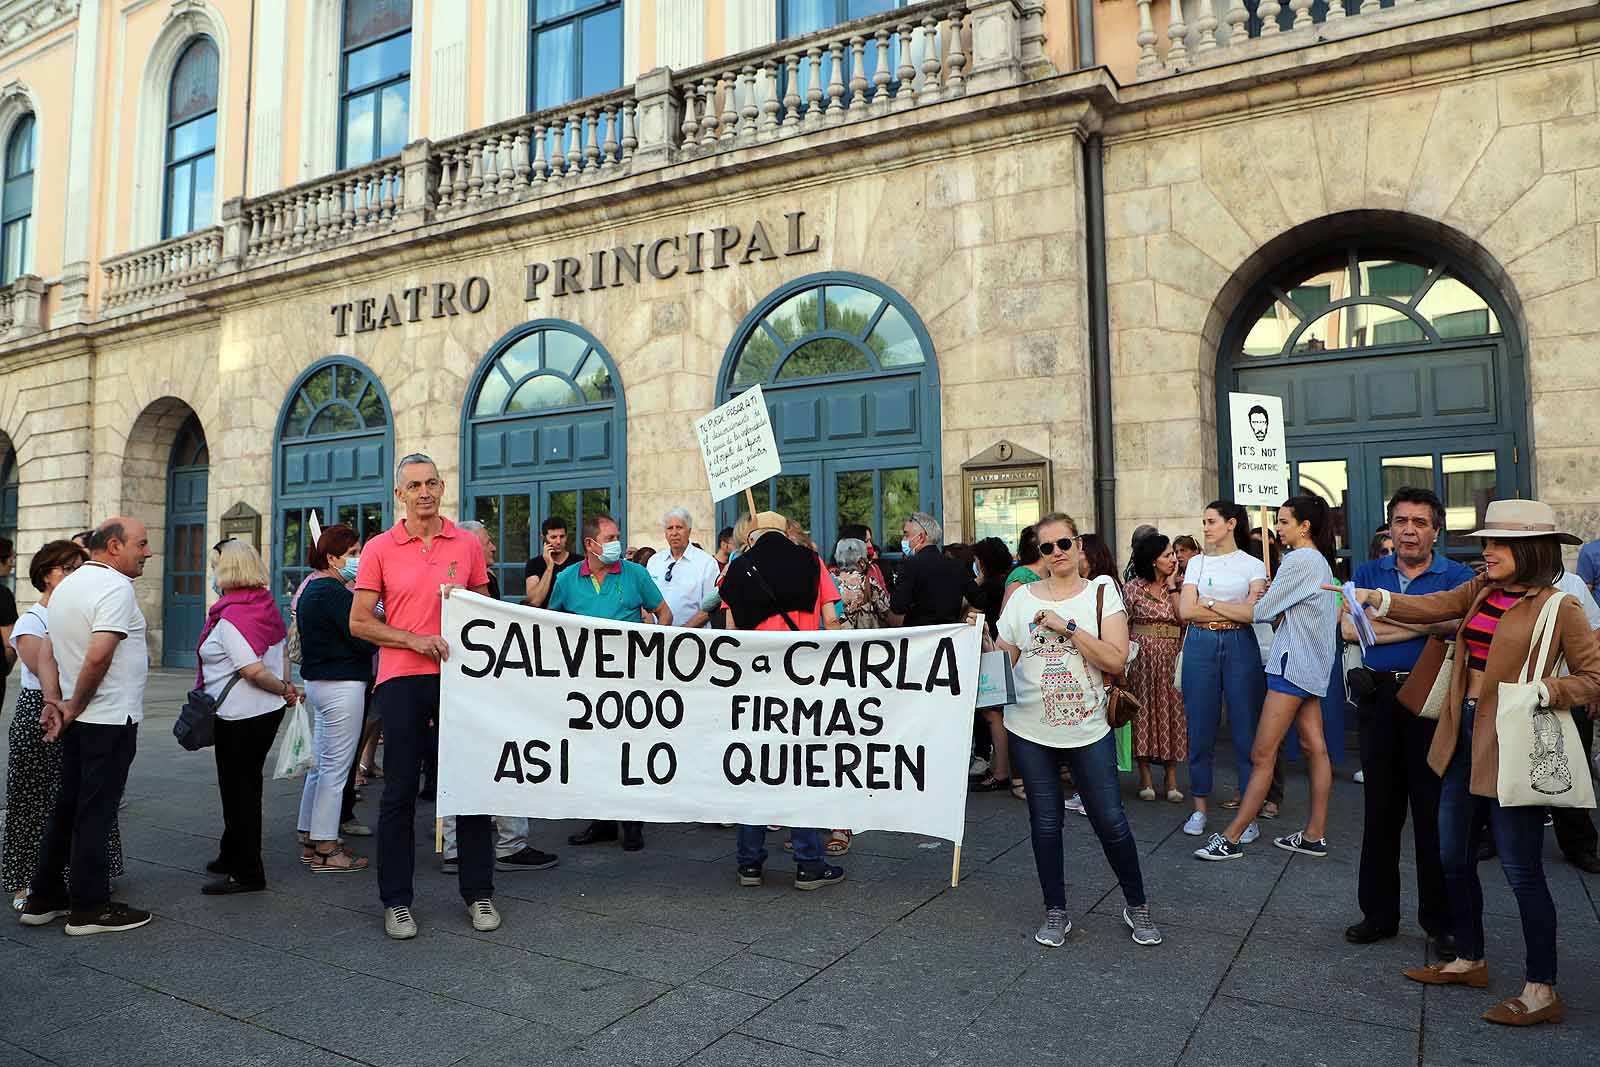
[1340,499,1600,1027]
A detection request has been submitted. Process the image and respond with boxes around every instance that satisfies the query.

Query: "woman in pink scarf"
[196,540,299,895]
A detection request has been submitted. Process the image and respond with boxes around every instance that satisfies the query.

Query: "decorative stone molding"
[964,0,1023,93]
[164,0,208,35]
[0,0,79,57]
[0,274,44,338]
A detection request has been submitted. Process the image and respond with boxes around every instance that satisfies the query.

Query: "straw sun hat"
[1465,499,1581,546]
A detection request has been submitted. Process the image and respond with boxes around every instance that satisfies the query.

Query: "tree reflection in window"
[1239,247,1500,358]
[281,363,389,439]
[472,325,617,417]
[729,280,929,387]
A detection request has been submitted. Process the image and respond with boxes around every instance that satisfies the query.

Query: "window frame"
[1,113,34,284]
[337,0,414,170]
[161,37,220,241]
[527,0,624,114]
[776,0,907,38]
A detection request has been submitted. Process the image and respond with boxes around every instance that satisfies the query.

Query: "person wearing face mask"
[887,512,980,627]
[294,525,378,874]
[551,512,672,852]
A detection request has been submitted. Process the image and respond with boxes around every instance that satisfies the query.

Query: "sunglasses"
[664,560,676,583]
[1037,537,1078,555]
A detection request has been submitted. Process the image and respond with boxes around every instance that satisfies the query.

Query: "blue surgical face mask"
[338,556,360,582]
[973,562,981,579]
[900,538,913,557]
[211,576,221,596]
[600,540,624,565]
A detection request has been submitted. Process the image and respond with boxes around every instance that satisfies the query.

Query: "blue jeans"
[1181,626,1265,798]
[736,825,825,873]
[1008,730,1145,911]
[1437,701,1557,983]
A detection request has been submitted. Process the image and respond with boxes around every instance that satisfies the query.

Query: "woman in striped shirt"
[1195,494,1338,862]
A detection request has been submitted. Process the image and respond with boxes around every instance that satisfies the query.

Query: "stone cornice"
[0,0,78,58]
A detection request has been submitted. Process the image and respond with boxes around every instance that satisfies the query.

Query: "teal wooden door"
[162,416,209,667]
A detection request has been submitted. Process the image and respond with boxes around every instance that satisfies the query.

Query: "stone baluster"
[1259,0,1283,34]
[918,18,943,104]
[485,137,504,197]
[1222,0,1249,46]
[584,109,602,173]
[760,62,782,136]
[945,11,966,96]
[699,77,720,147]
[356,177,373,229]
[437,151,456,207]
[782,53,803,129]
[1195,0,1220,53]
[601,108,619,169]
[871,29,893,114]
[621,101,638,163]
[1135,0,1161,72]
[1326,0,1347,18]
[804,48,825,128]
[826,41,847,122]
[468,141,487,200]
[550,119,568,178]
[679,85,701,151]
[894,24,917,109]
[499,133,516,186]
[513,130,531,188]
[739,67,760,140]
[246,207,262,256]
[1167,0,1190,67]
[848,36,870,118]
[719,73,739,143]
[567,113,585,177]
[342,178,358,233]
[1289,0,1313,29]
[532,123,549,185]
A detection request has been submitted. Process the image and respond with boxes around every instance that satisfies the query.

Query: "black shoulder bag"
[745,562,801,631]
[174,671,242,751]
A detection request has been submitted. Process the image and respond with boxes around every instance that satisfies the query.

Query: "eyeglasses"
[664,560,677,583]
[1037,537,1078,555]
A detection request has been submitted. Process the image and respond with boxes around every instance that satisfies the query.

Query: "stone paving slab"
[0,667,1597,1066]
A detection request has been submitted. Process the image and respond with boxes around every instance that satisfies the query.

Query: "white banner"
[1227,391,1288,508]
[694,384,782,501]
[437,593,982,844]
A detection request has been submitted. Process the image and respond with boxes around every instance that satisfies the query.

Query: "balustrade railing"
[102,228,223,309]
[1133,0,1461,78]
[243,159,405,263]
[0,285,14,333]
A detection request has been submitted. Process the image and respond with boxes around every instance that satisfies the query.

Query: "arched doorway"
[1219,239,1528,577]
[461,321,625,599]
[717,273,940,554]
[162,415,209,667]
[273,358,393,609]
[0,437,16,550]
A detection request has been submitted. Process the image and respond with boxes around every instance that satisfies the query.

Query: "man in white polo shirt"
[645,508,721,629]
[20,517,154,935]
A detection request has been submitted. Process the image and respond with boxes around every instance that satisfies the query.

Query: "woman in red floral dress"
[1125,533,1187,802]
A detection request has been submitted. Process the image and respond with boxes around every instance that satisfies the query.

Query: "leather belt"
[1374,670,1410,685]
[1132,623,1183,639]
[1194,621,1243,631]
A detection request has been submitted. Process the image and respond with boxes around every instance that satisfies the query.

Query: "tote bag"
[1495,591,1597,809]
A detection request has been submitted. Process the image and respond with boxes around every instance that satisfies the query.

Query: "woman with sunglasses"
[1178,500,1269,841]
[2,540,124,910]
[991,513,1161,948]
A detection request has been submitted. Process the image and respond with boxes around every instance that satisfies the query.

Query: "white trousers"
[296,679,366,840]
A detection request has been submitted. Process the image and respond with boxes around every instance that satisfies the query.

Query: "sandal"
[310,844,369,874]
[1010,779,1026,801]
[970,774,1011,793]
[1221,796,1241,810]
[1260,802,1280,820]
[826,830,852,856]
[297,831,315,865]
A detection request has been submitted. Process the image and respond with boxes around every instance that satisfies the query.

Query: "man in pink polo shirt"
[350,453,508,941]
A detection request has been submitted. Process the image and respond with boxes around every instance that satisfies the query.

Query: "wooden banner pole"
[951,844,962,888]
[744,486,759,519]
[435,817,443,854]
[1261,505,1273,580]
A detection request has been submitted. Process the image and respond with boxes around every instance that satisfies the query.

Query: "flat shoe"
[1483,994,1563,1026]
[1402,961,1487,988]
[1165,789,1185,802]
[201,876,266,896]
[1220,796,1241,810]
[1138,786,1156,801]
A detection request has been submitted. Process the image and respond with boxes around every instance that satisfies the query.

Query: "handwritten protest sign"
[1227,391,1288,508]
[694,384,781,502]
[436,592,982,844]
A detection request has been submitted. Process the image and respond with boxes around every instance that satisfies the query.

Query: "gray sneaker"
[1034,907,1072,947]
[1123,904,1163,946]
[467,899,501,932]
[385,905,417,940]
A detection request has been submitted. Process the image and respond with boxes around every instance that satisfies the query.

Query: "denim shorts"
[1267,651,1315,699]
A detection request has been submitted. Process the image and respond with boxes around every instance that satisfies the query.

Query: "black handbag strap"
[213,671,243,709]
[746,562,801,631]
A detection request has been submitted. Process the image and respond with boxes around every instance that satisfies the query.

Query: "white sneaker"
[385,906,417,940]
[467,899,501,932]
[1240,822,1260,845]
[1353,769,1365,784]
[1064,794,1087,816]
[1182,811,1207,836]
[968,756,990,777]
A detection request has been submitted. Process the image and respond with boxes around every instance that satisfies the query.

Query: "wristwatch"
[1205,597,1216,609]
[1064,619,1078,635]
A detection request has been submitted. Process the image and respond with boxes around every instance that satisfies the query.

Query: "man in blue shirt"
[1344,487,1475,959]
[549,513,671,852]
[1578,537,1600,601]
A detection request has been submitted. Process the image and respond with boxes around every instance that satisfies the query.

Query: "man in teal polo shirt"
[549,512,671,851]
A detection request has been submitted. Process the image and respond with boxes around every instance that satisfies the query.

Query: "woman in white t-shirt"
[1,541,124,909]
[197,540,297,896]
[990,512,1161,950]
[1178,501,1269,842]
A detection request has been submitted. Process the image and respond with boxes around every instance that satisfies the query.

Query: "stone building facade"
[0,0,1596,665]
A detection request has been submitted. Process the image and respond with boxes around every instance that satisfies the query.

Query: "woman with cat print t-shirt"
[991,512,1161,951]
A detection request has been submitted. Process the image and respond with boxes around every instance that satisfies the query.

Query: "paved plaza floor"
[2,669,1598,1066]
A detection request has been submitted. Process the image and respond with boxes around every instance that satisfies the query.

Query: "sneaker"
[1123,904,1163,946]
[63,902,152,936]
[1353,769,1365,784]
[467,899,501,932]
[1182,811,1207,836]
[439,856,458,873]
[794,864,845,891]
[968,755,990,777]
[385,905,417,940]
[495,847,559,872]
[17,895,70,927]
[737,864,763,887]
[1274,831,1328,858]
[1240,822,1260,845]
[1194,833,1243,861]
[340,819,373,837]
[1034,907,1072,947]
[1064,793,1087,816]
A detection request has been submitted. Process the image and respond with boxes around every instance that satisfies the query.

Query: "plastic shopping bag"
[272,702,316,780]
[1115,722,1133,773]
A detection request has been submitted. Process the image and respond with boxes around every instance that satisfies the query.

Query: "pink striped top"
[1461,590,1519,671]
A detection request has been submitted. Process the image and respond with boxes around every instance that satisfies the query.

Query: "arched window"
[463,321,624,598]
[530,0,623,112]
[273,359,393,606]
[2,114,34,283]
[719,273,938,553]
[341,0,412,167]
[1223,241,1525,574]
[0,442,16,572]
[163,38,219,239]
